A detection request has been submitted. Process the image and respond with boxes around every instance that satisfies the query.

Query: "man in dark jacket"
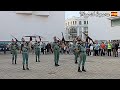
[115,40,119,57]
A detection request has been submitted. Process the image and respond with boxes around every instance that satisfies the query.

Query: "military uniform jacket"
[22,46,29,54]
[79,44,86,53]
[52,42,60,52]
[11,43,18,52]
[34,42,41,52]
[72,43,78,53]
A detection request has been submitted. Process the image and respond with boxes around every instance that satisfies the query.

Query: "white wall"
[88,16,111,40]
[87,11,120,40]
[110,25,120,40]
[0,11,65,42]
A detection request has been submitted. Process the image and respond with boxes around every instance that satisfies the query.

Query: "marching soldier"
[77,38,87,72]
[52,36,60,66]
[73,38,79,64]
[34,39,41,62]
[20,38,25,53]
[21,41,30,70]
[11,39,19,64]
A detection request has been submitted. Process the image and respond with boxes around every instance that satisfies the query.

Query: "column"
[82,27,85,41]
[79,27,82,38]
[66,27,69,41]
[77,26,80,36]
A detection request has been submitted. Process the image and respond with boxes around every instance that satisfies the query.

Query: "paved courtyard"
[0,52,120,79]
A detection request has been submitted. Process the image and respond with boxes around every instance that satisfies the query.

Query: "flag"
[39,36,41,41]
[30,36,32,41]
[111,11,118,16]
[61,32,65,43]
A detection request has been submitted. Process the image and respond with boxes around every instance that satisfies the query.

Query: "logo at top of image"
[79,11,111,18]
[111,11,118,17]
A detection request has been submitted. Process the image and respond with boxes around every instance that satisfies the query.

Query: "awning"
[107,16,120,20]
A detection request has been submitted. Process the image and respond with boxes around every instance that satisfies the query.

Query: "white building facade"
[80,11,120,41]
[0,11,65,42]
[65,17,88,41]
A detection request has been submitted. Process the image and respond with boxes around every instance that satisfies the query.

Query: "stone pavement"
[0,53,120,79]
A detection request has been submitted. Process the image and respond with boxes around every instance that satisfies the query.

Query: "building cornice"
[107,16,120,20]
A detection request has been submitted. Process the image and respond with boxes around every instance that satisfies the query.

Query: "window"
[87,21,88,24]
[69,28,77,33]
[68,22,69,26]
[84,27,88,34]
[73,21,74,25]
[79,21,81,25]
[75,21,77,25]
[68,36,70,39]
[111,19,120,27]
[84,21,86,24]
[84,27,88,31]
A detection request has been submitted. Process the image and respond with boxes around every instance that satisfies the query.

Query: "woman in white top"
[90,44,94,56]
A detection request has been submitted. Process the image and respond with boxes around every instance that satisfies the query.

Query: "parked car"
[0,44,10,54]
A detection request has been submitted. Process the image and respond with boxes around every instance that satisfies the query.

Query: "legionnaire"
[34,39,41,62]
[20,38,25,53]
[11,39,19,64]
[52,36,60,66]
[73,38,79,64]
[77,38,87,72]
[21,41,30,70]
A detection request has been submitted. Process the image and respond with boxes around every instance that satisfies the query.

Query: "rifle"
[56,37,61,41]
[61,32,65,44]
[76,36,86,44]
[10,35,20,50]
[82,32,95,44]
[39,36,41,41]
[11,35,20,44]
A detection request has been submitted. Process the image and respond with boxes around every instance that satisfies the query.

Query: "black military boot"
[75,60,78,64]
[55,63,57,66]
[82,66,86,72]
[23,64,25,70]
[56,64,60,66]
[15,60,17,64]
[78,67,82,72]
[36,59,37,62]
[26,64,29,70]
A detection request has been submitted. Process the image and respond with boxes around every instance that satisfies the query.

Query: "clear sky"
[65,11,80,19]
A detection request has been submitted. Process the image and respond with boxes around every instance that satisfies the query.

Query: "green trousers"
[78,52,86,67]
[74,52,79,62]
[22,53,28,65]
[12,50,17,62]
[54,51,59,64]
[35,50,40,62]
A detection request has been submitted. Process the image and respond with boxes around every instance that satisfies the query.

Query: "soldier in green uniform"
[73,39,79,64]
[77,38,87,72]
[52,36,60,66]
[11,39,19,64]
[34,40,41,62]
[22,41,30,70]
